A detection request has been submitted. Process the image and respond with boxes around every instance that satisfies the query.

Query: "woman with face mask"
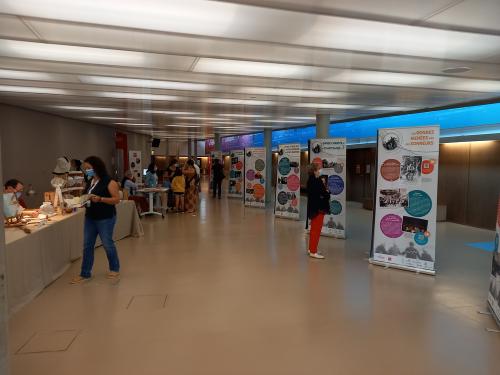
[306,163,331,259]
[71,156,121,284]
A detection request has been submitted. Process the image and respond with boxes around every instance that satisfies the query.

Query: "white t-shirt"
[193,163,200,176]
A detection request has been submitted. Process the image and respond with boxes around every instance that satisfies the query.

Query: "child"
[171,167,185,212]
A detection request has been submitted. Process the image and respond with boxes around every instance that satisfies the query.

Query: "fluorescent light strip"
[0,69,53,81]
[167,125,201,128]
[115,123,152,127]
[239,87,344,98]
[0,39,146,67]
[53,105,121,112]
[256,119,304,123]
[331,70,442,87]
[88,117,138,121]
[203,97,274,106]
[0,85,67,95]
[286,116,317,120]
[80,75,215,92]
[294,103,362,109]
[143,110,197,115]
[369,106,413,111]
[177,117,231,121]
[218,113,268,118]
[98,92,179,101]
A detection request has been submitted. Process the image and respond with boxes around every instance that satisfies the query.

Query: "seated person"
[4,179,26,208]
[121,171,138,196]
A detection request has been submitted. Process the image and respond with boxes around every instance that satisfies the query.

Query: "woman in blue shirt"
[144,162,158,188]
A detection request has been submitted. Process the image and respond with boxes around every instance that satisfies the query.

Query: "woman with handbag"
[306,163,331,259]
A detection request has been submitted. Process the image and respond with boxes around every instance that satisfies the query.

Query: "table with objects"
[4,200,143,314]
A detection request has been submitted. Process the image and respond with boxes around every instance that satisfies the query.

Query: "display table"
[4,200,143,314]
[137,188,168,217]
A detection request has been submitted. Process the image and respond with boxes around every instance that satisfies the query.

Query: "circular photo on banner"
[236,161,243,170]
[230,170,236,178]
[422,159,435,175]
[380,214,403,238]
[312,143,321,154]
[287,174,300,191]
[246,169,255,181]
[405,190,432,217]
[255,159,265,171]
[312,157,322,166]
[278,157,291,175]
[414,232,429,246]
[381,159,400,181]
[253,184,265,199]
[381,131,401,151]
[291,198,298,207]
[277,191,288,205]
[330,200,343,215]
[328,175,344,195]
[235,182,241,193]
[333,162,344,174]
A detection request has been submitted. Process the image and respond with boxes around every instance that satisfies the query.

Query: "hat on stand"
[53,157,71,175]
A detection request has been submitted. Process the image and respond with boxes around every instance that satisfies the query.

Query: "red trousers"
[309,213,325,253]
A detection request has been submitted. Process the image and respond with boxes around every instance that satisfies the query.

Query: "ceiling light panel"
[239,87,344,98]
[87,116,137,121]
[53,105,121,111]
[294,103,362,109]
[0,69,54,81]
[3,0,499,60]
[143,110,197,115]
[0,85,67,95]
[98,92,179,101]
[218,114,267,118]
[256,119,304,123]
[203,97,275,106]
[177,117,231,121]
[80,76,215,92]
[331,70,443,87]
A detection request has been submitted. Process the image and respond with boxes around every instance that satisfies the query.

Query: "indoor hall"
[1,1,500,375]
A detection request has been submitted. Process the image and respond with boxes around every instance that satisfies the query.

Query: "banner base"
[487,300,500,329]
[369,258,435,276]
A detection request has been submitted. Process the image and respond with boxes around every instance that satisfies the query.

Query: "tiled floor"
[8,193,500,375]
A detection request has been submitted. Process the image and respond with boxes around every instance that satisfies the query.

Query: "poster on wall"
[228,150,244,199]
[275,143,301,220]
[370,125,440,275]
[128,150,142,183]
[244,147,266,208]
[308,138,347,238]
[487,197,500,327]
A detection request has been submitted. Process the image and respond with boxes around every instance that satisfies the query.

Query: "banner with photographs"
[275,143,301,220]
[487,197,500,327]
[308,138,347,239]
[370,126,440,274]
[244,147,266,208]
[128,150,142,183]
[228,150,244,199]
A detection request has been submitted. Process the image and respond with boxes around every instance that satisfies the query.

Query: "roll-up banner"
[275,143,301,220]
[487,196,500,328]
[308,138,347,239]
[128,150,142,183]
[370,125,440,275]
[244,147,266,208]
[228,150,244,199]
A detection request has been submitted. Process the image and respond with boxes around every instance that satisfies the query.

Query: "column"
[194,138,198,159]
[187,137,192,157]
[315,114,330,138]
[0,143,9,375]
[264,128,273,207]
[214,133,221,152]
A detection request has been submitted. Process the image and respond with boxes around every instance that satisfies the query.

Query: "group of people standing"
[165,158,200,214]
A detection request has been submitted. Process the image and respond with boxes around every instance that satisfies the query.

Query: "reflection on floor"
[8,194,500,375]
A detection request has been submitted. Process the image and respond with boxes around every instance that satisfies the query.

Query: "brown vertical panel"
[466,141,500,230]
[438,143,469,225]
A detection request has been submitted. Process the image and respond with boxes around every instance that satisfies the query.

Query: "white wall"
[0,104,150,206]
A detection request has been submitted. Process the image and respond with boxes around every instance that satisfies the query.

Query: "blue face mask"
[85,168,95,178]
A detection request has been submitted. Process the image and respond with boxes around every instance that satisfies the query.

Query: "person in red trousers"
[306,163,331,259]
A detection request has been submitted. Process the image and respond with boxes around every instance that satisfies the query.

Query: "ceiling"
[0,0,499,140]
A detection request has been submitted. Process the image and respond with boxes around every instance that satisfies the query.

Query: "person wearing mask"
[71,156,121,284]
[171,167,185,212]
[144,162,158,188]
[183,160,199,214]
[4,179,26,209]
[211,159,224,199]
[306,163,330,259]
[71,158,89,183]
[121,170,137,196]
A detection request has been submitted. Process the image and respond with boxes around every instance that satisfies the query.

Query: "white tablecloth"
[4,200,143,314]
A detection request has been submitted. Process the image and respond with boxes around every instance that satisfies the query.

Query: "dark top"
[85,175,116,220]
[212,163,225,181]
[306,175,330,220]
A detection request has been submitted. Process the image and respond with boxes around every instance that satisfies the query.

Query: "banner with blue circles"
[275,143,301,220]
[228,150,244,199]
[244,147,266,209]
[487,197,500,327]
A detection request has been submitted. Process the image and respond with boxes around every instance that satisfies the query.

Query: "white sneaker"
[308,252,325,259]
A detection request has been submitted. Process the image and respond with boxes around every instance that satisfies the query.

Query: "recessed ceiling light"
[239,87,344,98]
[98,92,179,101]
[0,39,146,67]
[294,103,361,109]
[195,58,309,79]
[0,85,67,95]
[53,105,121,111]
[331,70,442,87]
[203,98,274,106]
[80,75,215,91]
[0,69,54,81]
[442,67,472,74]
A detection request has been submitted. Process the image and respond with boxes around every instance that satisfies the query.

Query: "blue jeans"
[80,215,120,278]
